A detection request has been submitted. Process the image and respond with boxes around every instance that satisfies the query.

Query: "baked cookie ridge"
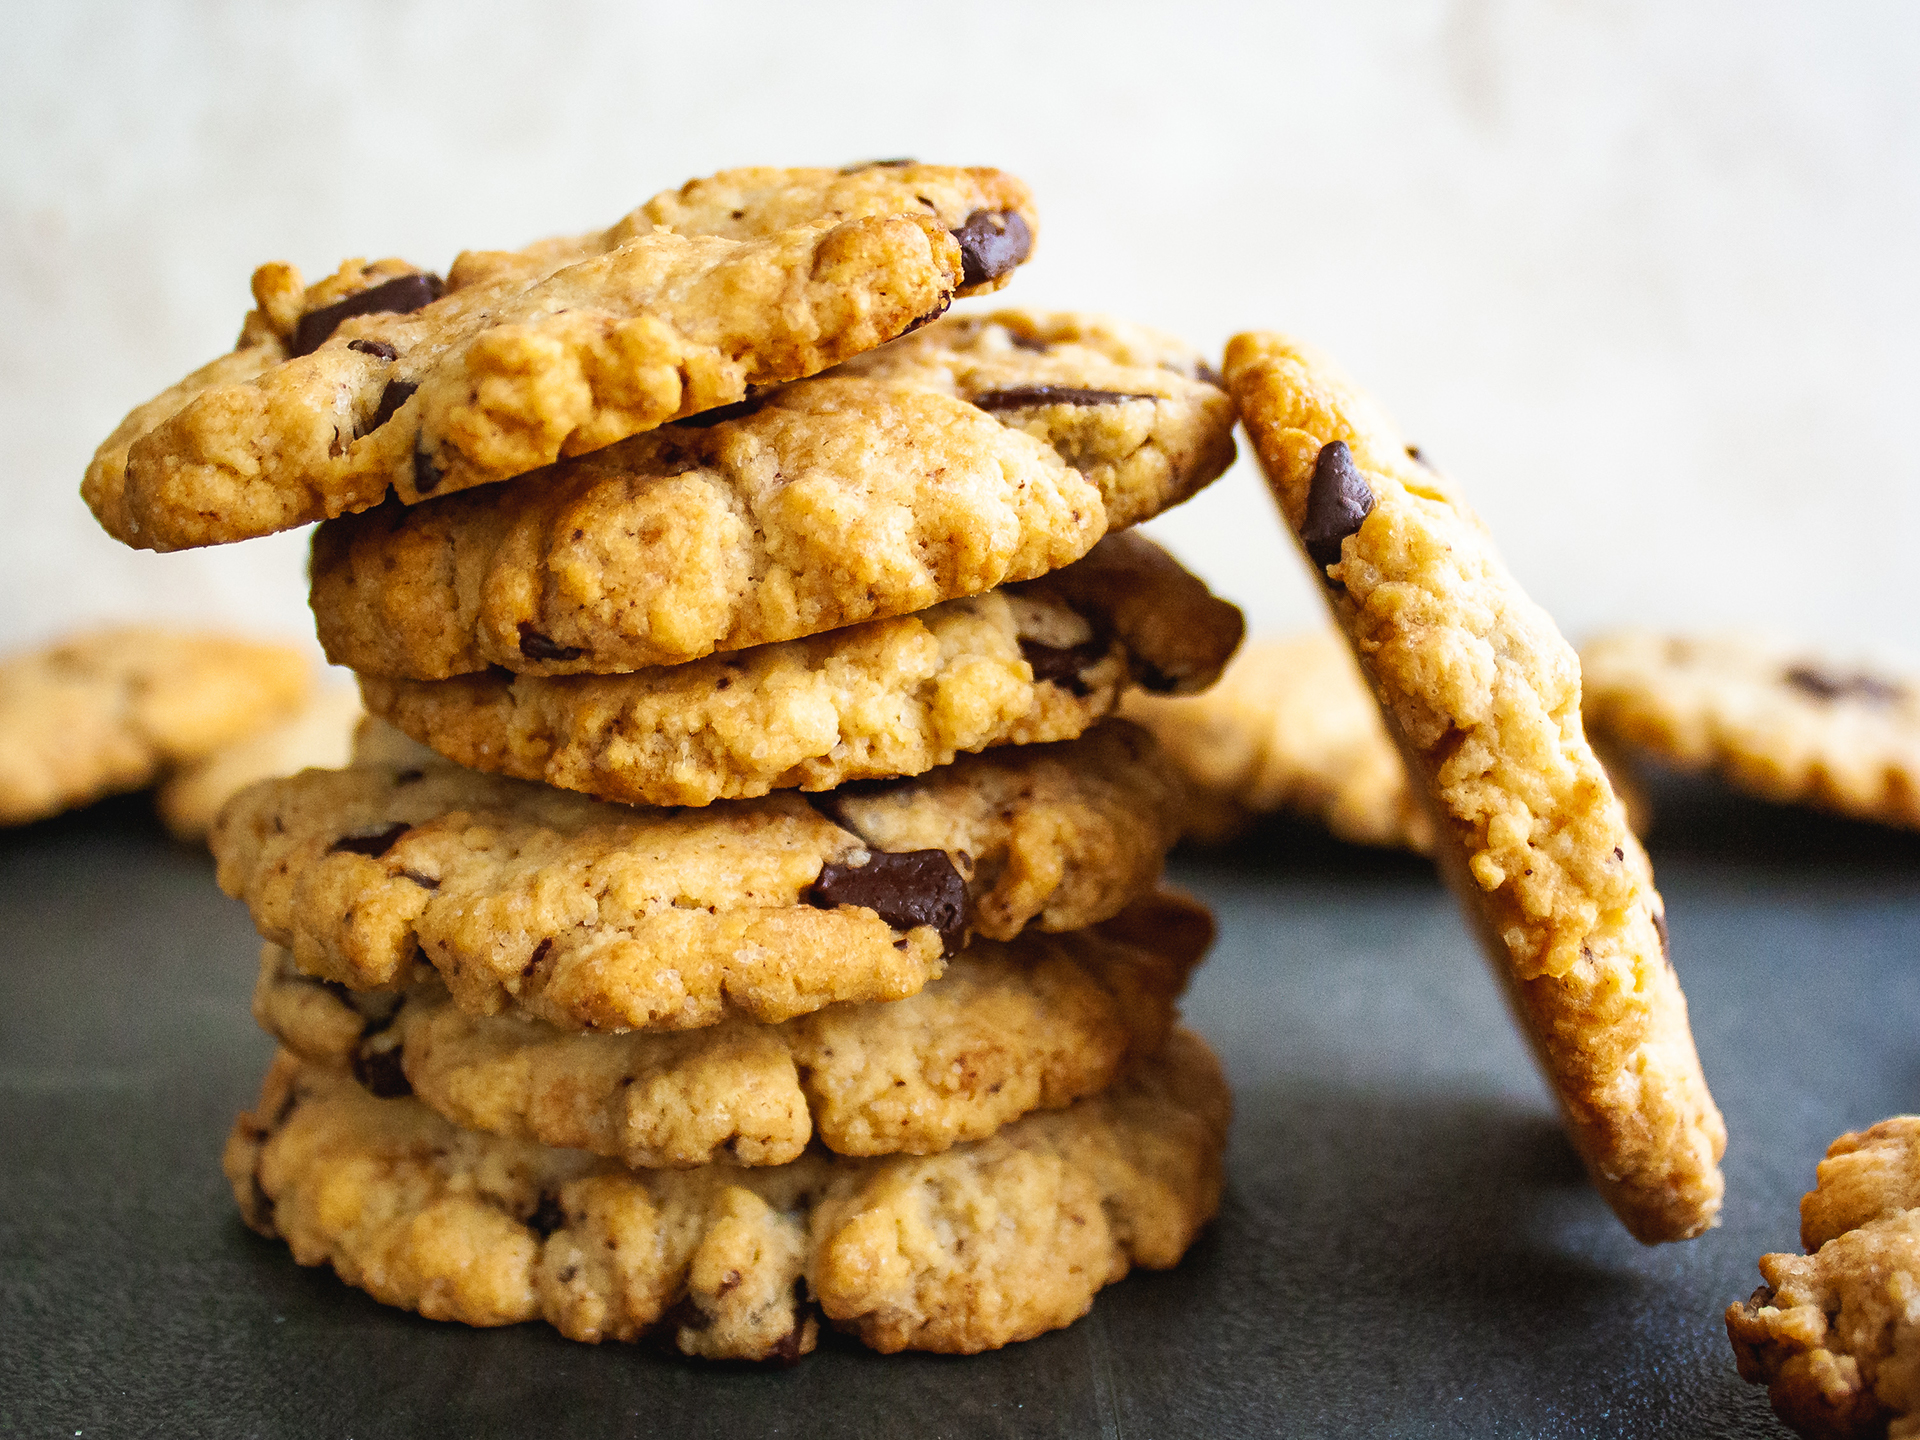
[225,1027,1229,1358]
[209,720,1185,1032]
[354,531,1243,807]
[1224,329,1725,1243]
[251,889,1211,1168]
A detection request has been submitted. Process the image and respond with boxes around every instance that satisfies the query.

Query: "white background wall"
[3,0,1916,667]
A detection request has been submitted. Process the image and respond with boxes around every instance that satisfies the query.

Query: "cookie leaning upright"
[1222,331,1726,1243]
[83,163,1038,552]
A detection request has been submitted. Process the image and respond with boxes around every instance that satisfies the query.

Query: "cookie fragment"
[210,722,1184,1032]
[352,532,1242,807]
[1727,1117,1920,1438]
[224,1028,1229,1358]
[0,628,311,826]
[1224,330,1726,1244]
[1582,631,1920,830]
[252,890,1209,1167]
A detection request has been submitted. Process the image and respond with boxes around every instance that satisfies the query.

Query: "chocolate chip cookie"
[354,533,1242,806]
[1122,630,1432,849]
[0,627,312,826]
[252,889,1210,1167]
[834,308,1237,531]
[87,161,1040,553]
[224,1026,1227,1358]
[1727,1116,1920,1438]
[210,721,1184,1032]
[1225,330,1726,1244]
[1582,631,1920,830]
[310,319,1238,681]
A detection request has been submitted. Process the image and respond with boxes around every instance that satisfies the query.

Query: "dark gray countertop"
[3,776,1915,1438]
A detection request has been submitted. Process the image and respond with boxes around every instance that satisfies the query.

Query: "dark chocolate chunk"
[806,849,972,955]
[526,1191,566,1238]
[521,937,554,980]
[1784,665,1903,705]
[670,396,763,429]
[1009,333,1051,353]
[839,158,916,173]
[972,385,1155,412]
[365,379,418,434]
[1020,638,1108,697]
[899,294,952,335]
[1300,441,1376,570]
[351,1042,411,1099]
[950,210,1032,289]
[290,272,445,357]
[1135,660,1181,694]
[400,870,440,892]
[348,338,399,361]
[517,623,586,663]
[329,823,411,859]
[412,442,444,494]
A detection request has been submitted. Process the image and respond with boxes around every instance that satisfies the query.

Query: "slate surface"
[3,776,1915,1438]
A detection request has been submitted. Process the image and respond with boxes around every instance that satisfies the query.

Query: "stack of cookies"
[83,164,1245,1358]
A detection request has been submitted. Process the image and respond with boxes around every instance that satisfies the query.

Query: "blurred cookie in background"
[158,684,362,841]
[1123,631,1432,851]
[0,627,311,827]
[1582,631,1920,830]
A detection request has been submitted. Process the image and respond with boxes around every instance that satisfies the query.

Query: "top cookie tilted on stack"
[85,163,1246,1361]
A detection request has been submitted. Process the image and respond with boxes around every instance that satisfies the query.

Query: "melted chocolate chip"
[807,849,972,954]
[1784,666,1903,705]
[950,210,1033,289]
[348,338,399,361]
[1300,441,1375,570]
[526,1192,566,1238]
[839,158,916,173]
[972,385,1155,412]
[521,937,554,980]
[671,396,763,429]
[400,870,440,891]
[329,823,411,858]
[1020,638,1108,697]
[517,623,586,663]
[899,294,952,335]
[1195,362,1226,390]
[290,272,445,357]
[365,379,418,434]
[351,1043,411,1099]
[1009,333,1051,353]
[412,442,444,494]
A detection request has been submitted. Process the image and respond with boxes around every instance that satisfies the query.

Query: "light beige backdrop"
[3,0,1915,667]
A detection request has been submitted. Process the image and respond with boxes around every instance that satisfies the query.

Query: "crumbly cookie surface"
[85,161,1042,553]
[1582,631,1920,830]
[210,721,1182,1031]
[1224,330,1726,1244]
[1123,630,1431,849]
[0,627,311,826]
[835,309,1237,531]
[224,1027,1227,1359]
[156,684,361,841]
[311,375,1104,679]
[1727,1117,1920,1438]
[252,889,1209,1167]
[355,532,1242,807]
